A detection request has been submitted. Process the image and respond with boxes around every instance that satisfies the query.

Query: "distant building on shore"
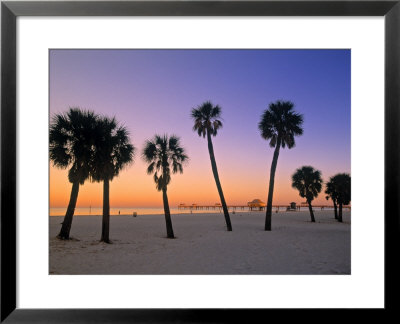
[247,199,266,210]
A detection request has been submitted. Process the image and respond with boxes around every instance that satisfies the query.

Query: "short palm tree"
[91,116,135,243]
[49,108,99,240]
[142,134,188,238]
[259,100,304,230]
[191,101,232,231]
[325,178,339,219]
[330,173,351,222]
[291,166,323,222]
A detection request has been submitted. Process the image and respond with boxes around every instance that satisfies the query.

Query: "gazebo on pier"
[247,199,267,211]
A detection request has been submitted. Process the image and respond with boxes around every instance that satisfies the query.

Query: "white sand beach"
[49,210,350,275]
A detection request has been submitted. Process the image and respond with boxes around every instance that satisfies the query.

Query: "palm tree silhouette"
[325,178,339,219]
[330,173,351,222]
[191,101,232,231]
[259,100,304,231]
[142,134,188,238]
[49,108,99,239]
[91,116,135,243]
[291,166,323,222]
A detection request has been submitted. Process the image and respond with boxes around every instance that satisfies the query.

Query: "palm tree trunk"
[206,131,232,231]
[58,181,79,239]
[265,137,282,231]
[101,178,111,243]
[333,200,338,219]
[308,200,316,222]
[162,187,175,238]
[338,203,343,222]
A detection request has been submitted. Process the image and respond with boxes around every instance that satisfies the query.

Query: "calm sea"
[49,206,338,216]
[49,207,230,216]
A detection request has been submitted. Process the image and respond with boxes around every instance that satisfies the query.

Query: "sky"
[49,49,350,208]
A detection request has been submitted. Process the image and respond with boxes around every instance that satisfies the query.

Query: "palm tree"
[191,101,232,231]
[259,100,304,230]
[291,166,323,222]
[91,116,135,243]
[330,173,351,222]
[49,108,98,240]
[325,178,338,219]
[142,134,188,238]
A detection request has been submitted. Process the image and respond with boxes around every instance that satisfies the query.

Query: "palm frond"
[191,101,224,138]
[90,115,135,182]
[329,173,351,205]
[49,107,100,184]
[291,166,323,202]
[259,100,304,149]
[142,134,188,191]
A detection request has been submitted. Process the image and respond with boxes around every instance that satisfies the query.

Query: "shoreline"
[49,208,347,217]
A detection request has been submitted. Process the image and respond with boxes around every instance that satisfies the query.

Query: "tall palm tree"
[291,166,323,222]
[325,178,338,219]
[91,116,135,243]
[142,134,188,238]
[330,173,351,222]
[259,100,304,231]
[49,108,99,240]
[191,101,232,231]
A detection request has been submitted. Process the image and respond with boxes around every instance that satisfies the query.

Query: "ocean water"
[49,206,340,216]
[50,206,226,216]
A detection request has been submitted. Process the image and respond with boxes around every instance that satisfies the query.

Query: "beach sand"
[49,210,350,275]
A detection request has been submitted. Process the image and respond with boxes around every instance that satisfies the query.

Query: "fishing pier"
[177,204,351,211]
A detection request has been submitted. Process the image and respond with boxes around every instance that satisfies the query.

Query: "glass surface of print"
[49,49,350,275]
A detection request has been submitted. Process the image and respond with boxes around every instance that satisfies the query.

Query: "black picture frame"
[1,0,399,322]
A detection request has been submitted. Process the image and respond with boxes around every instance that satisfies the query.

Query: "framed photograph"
[1,0,399,322]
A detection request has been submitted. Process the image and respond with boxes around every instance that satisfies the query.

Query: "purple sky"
[50,49,350,207]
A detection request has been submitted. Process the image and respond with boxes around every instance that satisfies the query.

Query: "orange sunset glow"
[50,49,350,212]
